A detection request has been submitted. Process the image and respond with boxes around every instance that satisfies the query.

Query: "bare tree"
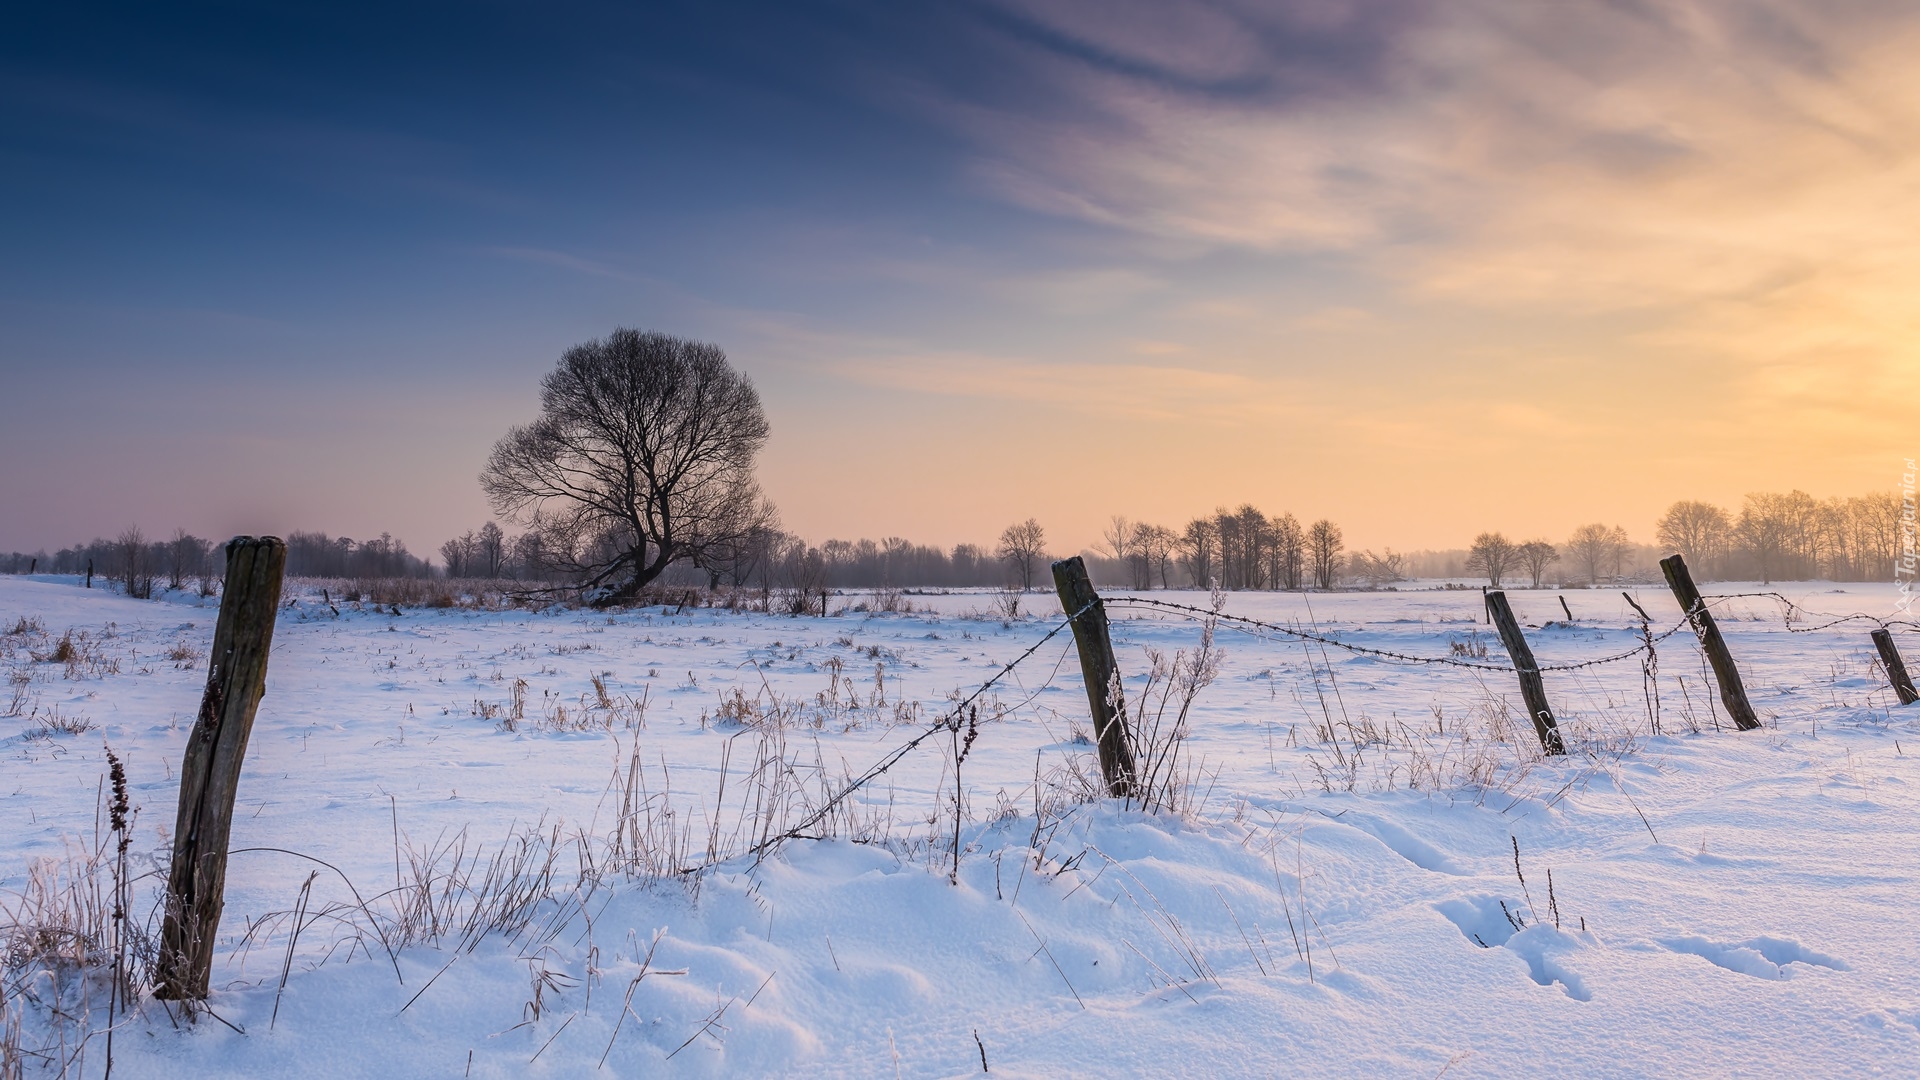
[439,532,474,578]
[1655,500,1731,577]
[1099,515,1133,565]
[117,525,153,599]
[1465,532,1517,586]
[166,530,208,591]
[1131,522,1178,589]
[1350,548,1405,586]
[476,522,506,578]
[1566,523,1631,585]
[995,518,1046,591]
[1307,519,1344,589]
[1181,517,1218,588]
[482,328,771,604]
[1733,493,1796,584]
[777,540,828,614]
[1516,540,1559,588]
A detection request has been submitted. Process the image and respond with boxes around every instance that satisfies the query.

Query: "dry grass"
[697,660,923,734]
[21,708,96,740]
[1,758,147,1079]
[1125,611,1221,815]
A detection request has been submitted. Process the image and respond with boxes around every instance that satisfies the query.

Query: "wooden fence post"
[1485,591,1565,755]
[1051,556,1136,797]
[1870,628,1919,705]
[1658,553,1761,731]
[154,536,286,1001]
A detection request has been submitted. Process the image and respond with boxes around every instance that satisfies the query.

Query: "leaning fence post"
[154,536,286,1001]
[1051,556,1136,797]
[1485,591,1565,755]
[1658,553,1760,731]
[1870,628,1919,705]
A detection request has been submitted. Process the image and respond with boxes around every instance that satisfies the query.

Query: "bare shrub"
[23,707,97,739]
[4,670,31,719]
[37,633,75,666]
[1127,609,1221,814]
[993,590,1022,621]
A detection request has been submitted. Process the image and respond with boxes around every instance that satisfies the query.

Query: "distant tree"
[1270,513,1306,590]
[1180,517,1218,588]
[950,542,986,583]
[1734,493,1797,584]
[1566,523,1631,585]
[482,328,772,604]
[1307,519,1344,589]
[1843,491,1903,581]
[1465,532,1517,586]
[995,518,1047,591]
[778,540,829,613]
[1099,516,1133,566]
[439,532,474,578]
[116,525,152,599]
[166,530,209,591]
[1516,540,1559,588]
[1131,522,1178,589]
[475,522,506,578]
[688,489,781,588]
[1350,548,1405,586]
[509,531,548,580]
[1655,500,1731,576]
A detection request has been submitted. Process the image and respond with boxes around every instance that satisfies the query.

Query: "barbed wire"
[740,585,1912,864]
[745,599,1095,857]
[1104,595,1698,673]
[1701,591,1920,634]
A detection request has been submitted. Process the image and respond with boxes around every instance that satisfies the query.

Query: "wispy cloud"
[913,0,1920,453]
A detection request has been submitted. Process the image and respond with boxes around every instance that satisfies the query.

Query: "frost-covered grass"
[3,576,1918,1077]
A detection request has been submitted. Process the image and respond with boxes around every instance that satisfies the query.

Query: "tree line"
[2,527,221,598]
[1451,489,1909,587]
[1654,490,1905,584]
[1090,508,1359,591]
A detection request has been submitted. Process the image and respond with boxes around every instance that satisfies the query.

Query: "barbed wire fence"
[733,561,1920,867]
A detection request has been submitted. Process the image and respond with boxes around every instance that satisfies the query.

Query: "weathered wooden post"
[1658,553,1761,731]
[154,536,286,1001]
[1870,628,1919,706]
[1051,556,1136,796]
[1485,591,1565,755]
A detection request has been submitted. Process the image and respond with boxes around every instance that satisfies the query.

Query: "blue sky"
[4,1,1915,555]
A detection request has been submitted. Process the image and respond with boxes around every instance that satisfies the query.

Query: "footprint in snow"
[1659,935,1847,979]
[1340,816,1466,875]
[1436,895,1591,1001]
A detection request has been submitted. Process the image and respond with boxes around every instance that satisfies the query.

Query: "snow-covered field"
[4,574,1919,1077]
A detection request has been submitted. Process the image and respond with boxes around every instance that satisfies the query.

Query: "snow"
[4,575,1919,1077]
